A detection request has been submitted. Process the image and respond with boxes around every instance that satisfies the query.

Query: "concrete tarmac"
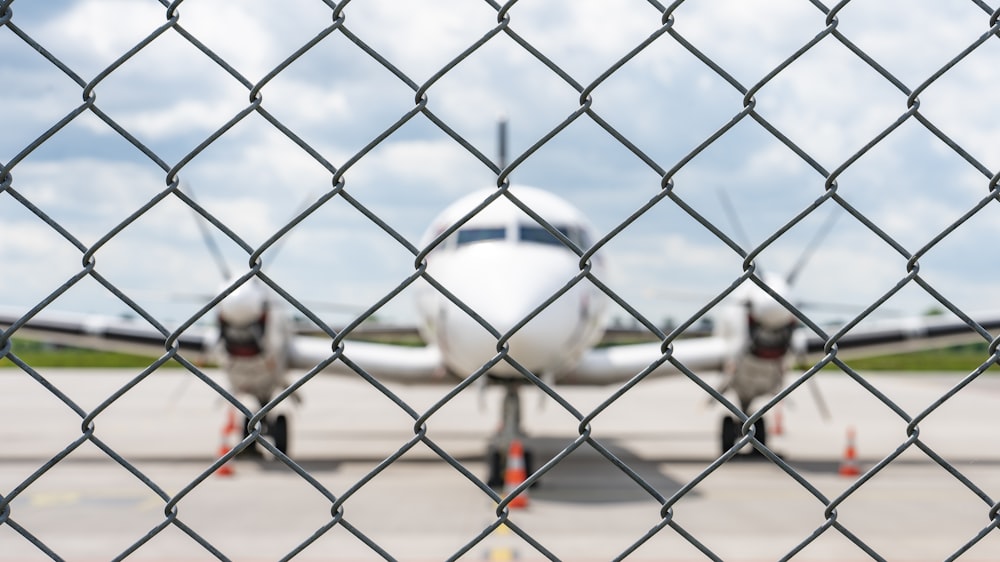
[2,368,1000,561]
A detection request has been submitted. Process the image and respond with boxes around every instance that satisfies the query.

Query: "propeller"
[714,189,845,319]
[713,189,838,421]
[179,182,365,320]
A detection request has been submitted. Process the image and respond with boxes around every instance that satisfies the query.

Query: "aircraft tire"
[721,416,738,455]
[273,414,289,456]
[486,448,504,489]
[721,417,769,458]
[242,415,262,457]
[524,448,538,488]
[753,418,767,450]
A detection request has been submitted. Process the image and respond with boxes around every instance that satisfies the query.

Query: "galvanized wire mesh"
[2,0,1000,560]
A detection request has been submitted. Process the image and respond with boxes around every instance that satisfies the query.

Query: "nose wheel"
[486,382,536,489]
[487,447,504,488]
[486,443,535,489]
[242,413,290,457]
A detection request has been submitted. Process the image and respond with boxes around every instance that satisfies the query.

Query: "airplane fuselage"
[415,187,608,380]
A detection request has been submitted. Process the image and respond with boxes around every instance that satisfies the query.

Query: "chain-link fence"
[3,0,1000,560]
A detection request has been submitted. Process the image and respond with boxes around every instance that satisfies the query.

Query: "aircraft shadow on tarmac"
[519,436,693,505]
[246,434,691,504]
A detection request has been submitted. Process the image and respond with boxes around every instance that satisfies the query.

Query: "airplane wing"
[299,311,1000,386]
[0,306,449,384]
[567,335,741,385]
[566,310,1000,386]
[796,311,1000,362]
[288,335,447,384]
[0,306,216,364]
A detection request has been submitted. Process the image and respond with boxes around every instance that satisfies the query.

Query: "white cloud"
[37,0,164,72]
[501,0,666,84]
[264,79,351,125]
[4,1,1000,329]
[671,0,823,84]
[0,219,79,265]
[347,138,488,197]
[835,0,988,87]
[198,196,276,247]
[120,98,240,140]
[337,0,501,83]
[163,2,279,79]
[5,159,162,236]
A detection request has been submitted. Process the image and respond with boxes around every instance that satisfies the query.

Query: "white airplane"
[3,185,999,485]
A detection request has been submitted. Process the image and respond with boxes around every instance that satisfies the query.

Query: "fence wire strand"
[2,0,1000,560]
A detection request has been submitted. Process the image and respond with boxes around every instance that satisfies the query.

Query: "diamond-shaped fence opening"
[3,1,1000,560]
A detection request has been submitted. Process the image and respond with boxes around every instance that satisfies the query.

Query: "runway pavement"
[2,368,1000,561]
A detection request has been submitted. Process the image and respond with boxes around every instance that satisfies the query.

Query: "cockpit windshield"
[456,227,506,246]
[518,225,589,249]
[453,224,589,249]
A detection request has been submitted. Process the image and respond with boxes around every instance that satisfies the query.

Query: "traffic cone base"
[215,410,238,477]
[770,405,784,437]
[216,446,235,477]
[503,439,529,509]
[839,427,860,477]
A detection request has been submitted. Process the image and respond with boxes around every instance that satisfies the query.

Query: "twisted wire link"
[2,0,1000,559]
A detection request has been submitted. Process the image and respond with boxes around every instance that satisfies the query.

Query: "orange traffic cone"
[838,426,861,477]
[770,404,784,437]
[503,440,529,509]
[215,409,238,477]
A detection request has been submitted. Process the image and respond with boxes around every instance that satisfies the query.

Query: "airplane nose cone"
[219,280,267,324]
[434,249,588,377]
[747,276,796,328]
[443,289,580,377]
[753,298,794,328]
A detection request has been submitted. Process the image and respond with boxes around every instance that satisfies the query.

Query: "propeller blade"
[716,188,753,252]
[181,182,232,281]
[259,191,320,270]
[807,376,832,422]
[786,207,840,286]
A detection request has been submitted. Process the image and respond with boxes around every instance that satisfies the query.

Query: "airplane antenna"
[497,117,508,171]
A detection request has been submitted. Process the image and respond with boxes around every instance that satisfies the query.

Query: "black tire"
[523,448,539,488]
[242,415,262,457]
[753,418,767,450]
[272,415,289,456]
[721,416,738,455]
[486,448,504,489]
[722,417,768,458]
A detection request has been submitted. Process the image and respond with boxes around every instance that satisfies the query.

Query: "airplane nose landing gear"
[486,382,535,488]
[721,415,766,458]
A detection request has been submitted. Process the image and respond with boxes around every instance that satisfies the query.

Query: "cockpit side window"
[518,224,589,249]
[456,227,506,246]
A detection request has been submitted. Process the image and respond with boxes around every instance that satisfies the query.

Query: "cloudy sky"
[2,0,1000,333]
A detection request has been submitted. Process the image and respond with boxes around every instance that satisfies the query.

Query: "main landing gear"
[486,382,535,489]
[720,413,767,458]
